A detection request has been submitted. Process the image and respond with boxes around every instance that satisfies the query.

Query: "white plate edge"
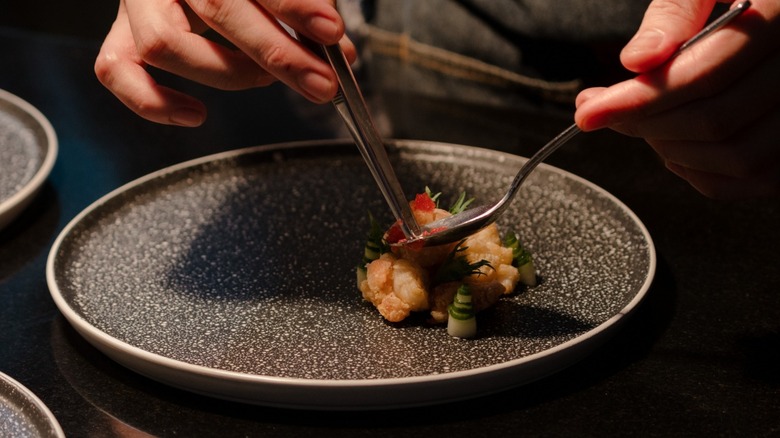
[0,371,65,437]
[0,88,58,229]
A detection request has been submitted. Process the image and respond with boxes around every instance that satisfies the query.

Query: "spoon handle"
[499,123,581,213]
[678,0,751,53]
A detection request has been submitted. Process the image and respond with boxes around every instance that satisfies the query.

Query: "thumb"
[621,0,719,73]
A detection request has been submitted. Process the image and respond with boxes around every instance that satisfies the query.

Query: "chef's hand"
[575,0,780,199]
[94,0,355,127]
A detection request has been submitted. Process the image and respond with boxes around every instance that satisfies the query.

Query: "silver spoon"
[409,0,751,247]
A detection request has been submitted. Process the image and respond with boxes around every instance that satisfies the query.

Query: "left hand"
[94,0,355,127]
[574,0,780,199]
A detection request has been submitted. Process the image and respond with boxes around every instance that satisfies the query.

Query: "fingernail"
[308,15,340,43]
[625,29,665,54]
[298,71,335,102]
[171,108,205,127]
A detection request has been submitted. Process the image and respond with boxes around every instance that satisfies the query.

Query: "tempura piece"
[356,189,537,336]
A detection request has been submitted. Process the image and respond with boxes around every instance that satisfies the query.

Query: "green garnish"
[504,231,537,286]
[357,212,391,288]
[504,231,532,267]
[447,284,476,338]
[432,240,493,286]
[448,191,475,215]
[362,212,388,267]
[425,186,442,207]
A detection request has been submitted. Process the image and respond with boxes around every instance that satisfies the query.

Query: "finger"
[577,1,779,132]
[185,0,339,102]
[608,47,780,142]
[576,14,773,131]
[95,2,207,126]
[338,34,358,65]
[126,0,276,91]
[574,87,605,109]
[620,0,718,73]
[665,161,780,200]
[649,106,780,180]
[254,0,357,64]
[257,0,344,45]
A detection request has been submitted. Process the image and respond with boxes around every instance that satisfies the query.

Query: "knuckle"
[134,28,177,66]
[262,43,294,74]
[265,0,306,18]
[124,92,166,120]
[273,0,295,16]
[191,0,234,26]
[126,98,149,116]
[650,0,697,24]
[93,53,117,87]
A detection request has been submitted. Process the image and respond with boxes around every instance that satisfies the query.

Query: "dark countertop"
[0,27,778,437]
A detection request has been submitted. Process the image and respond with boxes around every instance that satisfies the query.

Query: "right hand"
[94,0,356,127]
[575,0,780,199]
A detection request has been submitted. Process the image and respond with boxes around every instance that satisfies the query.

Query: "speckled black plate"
[47,139,655,410]
[0,372,64,437]
[0,89,57,231]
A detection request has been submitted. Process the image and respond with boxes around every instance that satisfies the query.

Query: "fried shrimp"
[359,253,429,322]
[462,224,520,294]
[426,224,521,323]
[357,190,536,335]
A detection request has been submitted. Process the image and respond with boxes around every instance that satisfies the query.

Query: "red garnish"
[385,221,406,244]
[387,226,449,251]
[403,239,425,252]
[411,193,436,212]
[385,196,446,250]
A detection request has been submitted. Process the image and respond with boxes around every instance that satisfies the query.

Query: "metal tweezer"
[297,35,422,240]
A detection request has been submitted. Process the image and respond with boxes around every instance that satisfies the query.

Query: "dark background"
[1,2,779,437]
[0,2,116,40]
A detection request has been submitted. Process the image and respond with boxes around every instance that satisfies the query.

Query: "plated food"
[357,189,537,338]
[47,139,655,409]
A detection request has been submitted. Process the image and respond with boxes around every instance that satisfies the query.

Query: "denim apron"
[345,0,650,112]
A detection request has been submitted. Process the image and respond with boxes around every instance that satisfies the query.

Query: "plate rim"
[0,371,65,437]
[46,139,656,409]
[0,88,58,230]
